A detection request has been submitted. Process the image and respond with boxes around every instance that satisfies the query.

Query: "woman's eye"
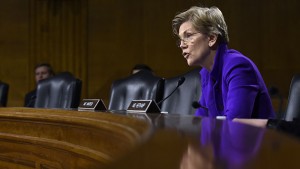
[185,33,195,39]
[185,34,192,38]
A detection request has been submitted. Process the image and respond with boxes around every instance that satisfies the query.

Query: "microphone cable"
[157,77,185,105]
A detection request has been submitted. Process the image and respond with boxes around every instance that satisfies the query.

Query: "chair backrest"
[108,70,164,111]
[284,74,300,121]
[0,81,9,107]
[160,68,201,115]
[35,72,82,109]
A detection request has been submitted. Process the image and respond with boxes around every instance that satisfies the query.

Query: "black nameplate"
[78,99,107,111]
[127,100,160,113]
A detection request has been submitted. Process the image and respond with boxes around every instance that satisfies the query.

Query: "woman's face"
[178,21,211,67]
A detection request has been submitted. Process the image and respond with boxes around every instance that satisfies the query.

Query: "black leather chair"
[160,68,201,115]
[284,74,300,121]
[35,72,82,109]
[0,81,9,107]
[108,70,164,111]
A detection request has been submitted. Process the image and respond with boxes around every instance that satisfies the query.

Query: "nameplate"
[78,99,107,111]
[127,100,160,113]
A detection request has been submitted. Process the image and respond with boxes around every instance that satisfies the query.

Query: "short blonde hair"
[172,6,229,44]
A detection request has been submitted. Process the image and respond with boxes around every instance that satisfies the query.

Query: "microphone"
[192,101,201,109]
[192,101,208,112]
[157,77,185,105]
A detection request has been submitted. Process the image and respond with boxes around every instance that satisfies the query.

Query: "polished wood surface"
[0,108,151,168]
[0,108,299,168]
[106,114,300,169]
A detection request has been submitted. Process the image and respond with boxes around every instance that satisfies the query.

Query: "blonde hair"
[172,6,229,43]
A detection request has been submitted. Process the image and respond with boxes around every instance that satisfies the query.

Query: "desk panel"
[0,108,299,168]
[0,108,151,168]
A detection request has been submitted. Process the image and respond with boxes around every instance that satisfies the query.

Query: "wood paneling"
[88,0,199,104]
[29,0,88,98]
[0,0,29,106]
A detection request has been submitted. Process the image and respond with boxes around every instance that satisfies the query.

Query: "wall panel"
[0,0,29,106]
[29,0,88,98]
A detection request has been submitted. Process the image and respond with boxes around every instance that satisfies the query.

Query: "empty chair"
[108,70,164,111]
[35,72,82,109]
[0,81,9,107]
[160,68,201,115]
[284,74,300,121]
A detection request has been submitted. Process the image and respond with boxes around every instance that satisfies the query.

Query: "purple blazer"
[195,43,275,119]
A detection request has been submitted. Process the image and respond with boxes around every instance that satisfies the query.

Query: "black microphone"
[157,77,185,105]
[192,101,208,112]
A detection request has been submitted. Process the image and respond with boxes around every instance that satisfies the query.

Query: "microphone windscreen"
[192,101,201,109]
[178,77,185,86]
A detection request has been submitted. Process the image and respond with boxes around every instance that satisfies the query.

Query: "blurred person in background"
[24,63,54,107]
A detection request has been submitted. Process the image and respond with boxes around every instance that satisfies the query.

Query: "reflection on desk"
[0,108,299,169]
[197,118,264,169]
[106,113,300,169]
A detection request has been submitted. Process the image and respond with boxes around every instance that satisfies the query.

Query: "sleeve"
[224,59,260,120]
[24,92,31,106]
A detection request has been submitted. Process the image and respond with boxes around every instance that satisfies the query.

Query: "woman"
[172,6,275,119]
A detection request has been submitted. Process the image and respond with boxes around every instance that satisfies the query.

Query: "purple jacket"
[195,43,275,119]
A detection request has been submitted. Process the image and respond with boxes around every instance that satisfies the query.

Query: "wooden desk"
[0,108,150,168]
[0,108,299,169]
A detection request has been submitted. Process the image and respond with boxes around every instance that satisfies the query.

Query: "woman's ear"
[208,34,218,47]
